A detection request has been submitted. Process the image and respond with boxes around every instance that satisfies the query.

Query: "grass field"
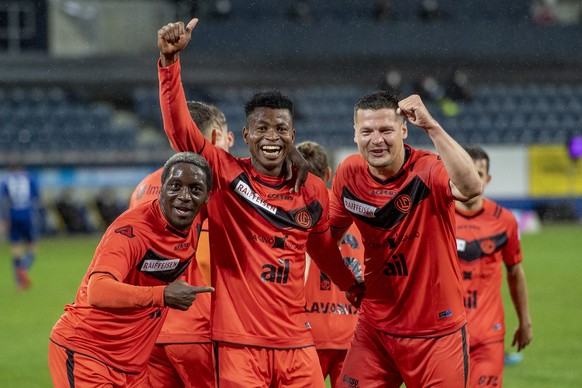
[1,224,581,387]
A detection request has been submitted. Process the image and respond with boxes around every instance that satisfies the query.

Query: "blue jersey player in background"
[1,163,41,291]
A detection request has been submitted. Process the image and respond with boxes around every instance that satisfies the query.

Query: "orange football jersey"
[50,201,202,372]
[159,60,355,348]
[304,223,364,349]
[455,198,522,346]
[130,168,211,344]
[330,149,466,337]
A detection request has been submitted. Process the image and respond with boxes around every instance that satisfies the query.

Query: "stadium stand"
[0,87,138,154]
[1,0,581,231]
[129,81,582,150]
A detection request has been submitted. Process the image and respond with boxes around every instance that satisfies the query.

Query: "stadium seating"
[226,0,531,24]
[2,79,581,157]
[129,80,582,152]
[0,87,138,153]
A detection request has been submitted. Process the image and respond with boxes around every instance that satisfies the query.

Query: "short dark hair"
[354,90,400,122]
[244,90,294,118]
[464,145,490,173]
[296,141,329,180]
[187,101,216,138]
[161,152,213,190]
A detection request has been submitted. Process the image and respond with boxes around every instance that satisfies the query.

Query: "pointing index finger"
[191,286,215,294]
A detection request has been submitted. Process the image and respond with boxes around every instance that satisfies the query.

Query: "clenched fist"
[158,18,199,67]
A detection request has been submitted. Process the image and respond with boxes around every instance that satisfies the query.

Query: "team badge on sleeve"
[115,225,135,238]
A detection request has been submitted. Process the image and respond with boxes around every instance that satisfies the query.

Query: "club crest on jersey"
[342,375,360,388]
[320,271,331,290]
[115,225,135,238]
[293,210,312,228]
[480,239,496,254]
[394,194,412,213]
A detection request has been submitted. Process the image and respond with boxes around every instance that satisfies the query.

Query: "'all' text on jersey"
[261,259,290,284]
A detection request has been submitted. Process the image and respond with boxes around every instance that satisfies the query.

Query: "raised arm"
[397,95,483,201]
[157,18,206,153]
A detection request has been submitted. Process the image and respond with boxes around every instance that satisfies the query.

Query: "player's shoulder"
[134,168,162,191]
[405,147,446,182]
[146,168,163,181]
[341,153,366,166]
[336,153,366,175]
[305,172,326,186]
[301,172,328,197]
[218,155,249,176]
[483,198,517,221]
[107,202,155,235]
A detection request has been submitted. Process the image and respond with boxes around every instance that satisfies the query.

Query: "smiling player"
[157,18,365,387]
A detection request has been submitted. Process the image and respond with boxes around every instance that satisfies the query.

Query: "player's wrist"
[424,121,444,135]
[159,53,179,67]
[518,319,532,328]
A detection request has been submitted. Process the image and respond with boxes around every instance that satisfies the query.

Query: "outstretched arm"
[506,263,533,352]
[398,95,482,201]
[87,273,214,311]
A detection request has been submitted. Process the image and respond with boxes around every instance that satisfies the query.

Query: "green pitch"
[1,225,581,387]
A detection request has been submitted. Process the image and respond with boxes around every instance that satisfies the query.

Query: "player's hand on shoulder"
[164,279,214,310]
[284,146,309,193]
[158,18,199,64]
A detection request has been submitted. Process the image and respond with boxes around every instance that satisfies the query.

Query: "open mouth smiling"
[261,145,283,157]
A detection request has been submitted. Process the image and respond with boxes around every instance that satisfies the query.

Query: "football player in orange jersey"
[49,152,214,387]
[330,90,483,387]
[298,141,365,388]
[131,101,232,387]
[455,145,532,387]
[157,18,365,387]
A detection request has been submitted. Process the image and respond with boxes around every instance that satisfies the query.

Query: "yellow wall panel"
[530,145,582,197]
